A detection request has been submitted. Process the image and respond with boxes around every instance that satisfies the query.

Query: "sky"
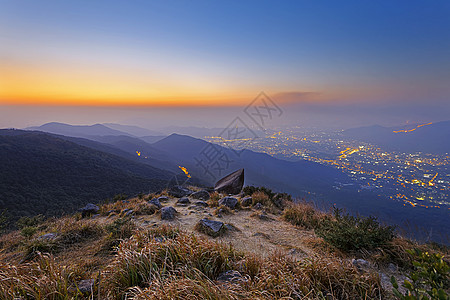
[1,1,449,129]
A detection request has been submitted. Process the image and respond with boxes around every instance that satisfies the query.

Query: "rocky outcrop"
[214,169,244,195]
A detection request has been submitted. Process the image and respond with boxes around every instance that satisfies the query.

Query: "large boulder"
[191,190,210,201]
[161,207,177,220]
[219,197,238,209]
[79,203,99,217]
[214,169,244,195]
[168,186,192,198]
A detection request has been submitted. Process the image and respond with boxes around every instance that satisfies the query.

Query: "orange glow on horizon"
[393,122,433,133]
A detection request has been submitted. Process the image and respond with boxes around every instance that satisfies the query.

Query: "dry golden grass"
[282,201,328,229]
[101,227,383,299]
[0,191,447,300]
[208,191,221,207]
[0,253,81,299]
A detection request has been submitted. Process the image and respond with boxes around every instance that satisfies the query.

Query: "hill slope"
[0,130,171,221]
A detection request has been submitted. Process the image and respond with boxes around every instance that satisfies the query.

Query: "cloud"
[271,91,322,104]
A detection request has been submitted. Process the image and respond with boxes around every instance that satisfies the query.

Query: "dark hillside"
[0,130,171,222]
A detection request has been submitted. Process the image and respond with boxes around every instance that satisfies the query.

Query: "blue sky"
[0,0,449,128]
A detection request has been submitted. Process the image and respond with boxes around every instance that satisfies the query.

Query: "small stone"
[352,259,371,272]
[148,198,162,208]
[168,186,192,198]
[388,263,398,273]
[217,270,245,283]
[79,203,99,217]
[240,196,252,207]
[197,218,226,237]
[191,190,210,200]
[219,197,238,209]
[257,213,271,221]
[195,201,208,207]
[253,203,263,210]
[161,207,177,220]
[38,233,57,241]
[176,197,191,205]
[76,279,95,294]
[157,196,169,202]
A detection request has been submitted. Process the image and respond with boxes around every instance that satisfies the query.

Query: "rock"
[148,198,162,209]
[121,209,134,216]
[38,233,57,241]
[191,190,210,200]
[197,218,226,237]
[352,259,371,272]
[241,196,252,207]
[219,197,238,209]
[76,279,95,294]
[154,236,164,243]
[168,186,192,198]
[195,201,208,207]
[217,270,245,283]
[253,203,263,210]
[79,203,99,217]
[388,263,398,273]
[176,197,191,205]
[225,224,239,231]
[157,196,169,202]
[214,169,244,195]
[256,212,272,221]
[161,207,177,220]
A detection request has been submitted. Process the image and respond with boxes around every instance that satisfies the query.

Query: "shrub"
[316,208,395,251]
[16,214,45,229]
[23,239,57,259]
[392,249,449,299]
[243,186,275,199]
[0,210,9,232]
[20,226,38,238]
[243,186,289,210]
[105,217,136,241]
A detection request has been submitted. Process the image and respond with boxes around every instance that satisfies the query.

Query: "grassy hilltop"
[0,186,448,299]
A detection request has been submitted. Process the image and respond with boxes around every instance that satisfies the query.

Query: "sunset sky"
[1,1,449,128]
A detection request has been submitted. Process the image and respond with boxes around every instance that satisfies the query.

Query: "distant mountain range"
[3,122,448,242]
[343,120,450,154]
[25,122,352,197]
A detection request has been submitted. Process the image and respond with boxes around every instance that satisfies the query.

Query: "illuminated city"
[205,127,450,211]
